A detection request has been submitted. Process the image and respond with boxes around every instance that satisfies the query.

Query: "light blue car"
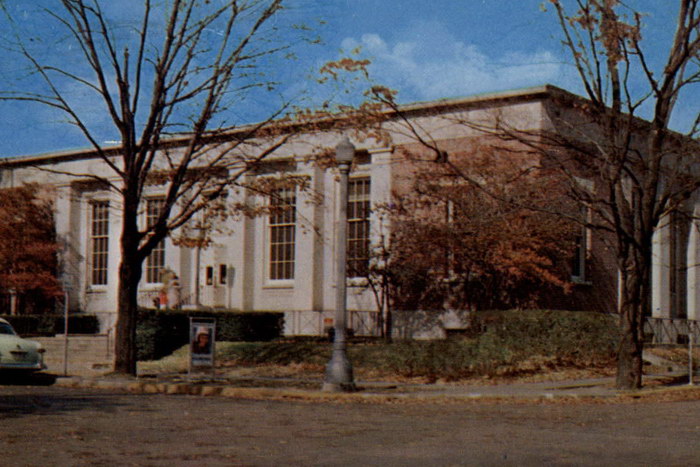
[0,318,46,371]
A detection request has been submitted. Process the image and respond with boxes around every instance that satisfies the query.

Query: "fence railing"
[644,317,700,345]
[283,310,382,337]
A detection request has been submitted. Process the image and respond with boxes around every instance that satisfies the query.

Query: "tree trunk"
[616,308,644,389]
[114,258,142,375]
[114,197,143,376]
[381,277,393,342]
[615,255,650,389]
[383,307,393,343]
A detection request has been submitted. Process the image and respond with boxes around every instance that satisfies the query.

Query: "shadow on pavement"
[0,392,126,419]
[0,373,129,420]
[0,371,58,386]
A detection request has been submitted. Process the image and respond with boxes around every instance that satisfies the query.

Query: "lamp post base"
[322,349,356,392]
[321,381,357,392]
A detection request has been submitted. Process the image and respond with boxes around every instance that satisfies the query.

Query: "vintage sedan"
[0,318,46,371]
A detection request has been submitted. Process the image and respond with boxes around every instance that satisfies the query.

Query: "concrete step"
[642,349,689,374]
[34,335,114,376]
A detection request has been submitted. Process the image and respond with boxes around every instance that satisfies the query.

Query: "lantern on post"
[322,137,357,392]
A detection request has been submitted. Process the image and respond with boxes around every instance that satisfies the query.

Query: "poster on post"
[189,318,216,370]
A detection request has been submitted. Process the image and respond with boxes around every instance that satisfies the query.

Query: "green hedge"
[0,314,100,336]
[216,310,618,381]
[136,309,284,361]
[374,310,619,379]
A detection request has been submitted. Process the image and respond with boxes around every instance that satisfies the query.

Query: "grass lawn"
[140,310,620,383]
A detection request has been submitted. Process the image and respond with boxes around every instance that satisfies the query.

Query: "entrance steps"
[34,335,114,376]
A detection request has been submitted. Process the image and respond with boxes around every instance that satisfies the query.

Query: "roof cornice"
[0,84,576,168]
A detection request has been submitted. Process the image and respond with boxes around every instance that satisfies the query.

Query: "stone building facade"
[1,85,696,337]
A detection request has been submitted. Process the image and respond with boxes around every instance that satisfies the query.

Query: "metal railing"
[349,310,381,336]
[644,317,700,345]
[284,310,381,337]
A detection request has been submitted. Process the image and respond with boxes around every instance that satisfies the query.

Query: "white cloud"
[341,29,569,102]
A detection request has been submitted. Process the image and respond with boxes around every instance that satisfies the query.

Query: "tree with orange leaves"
[392,144,580,310]
[365,143,579,338]
[0,184,61,314]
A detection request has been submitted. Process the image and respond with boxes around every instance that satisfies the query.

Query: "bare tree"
[0,0,321,374]
[535,0,700,389]
[368,1,699,389]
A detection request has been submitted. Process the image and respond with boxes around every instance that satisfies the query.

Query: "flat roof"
[0,84,576,168]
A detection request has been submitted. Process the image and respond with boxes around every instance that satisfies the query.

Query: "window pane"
[347,178,370,277]
[145,198,166,283]
[90,201,109,285]
[269,188,296,280]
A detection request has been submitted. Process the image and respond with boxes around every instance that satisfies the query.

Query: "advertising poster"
[189,318,216,369]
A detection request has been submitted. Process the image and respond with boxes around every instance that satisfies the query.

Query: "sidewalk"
[48,372,700,402]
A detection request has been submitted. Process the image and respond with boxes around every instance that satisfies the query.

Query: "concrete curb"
[55,376,397,401]
[51,375,700,403]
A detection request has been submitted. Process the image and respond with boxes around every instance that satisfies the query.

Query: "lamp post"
[323,137,357,392]
[194,223,205,308]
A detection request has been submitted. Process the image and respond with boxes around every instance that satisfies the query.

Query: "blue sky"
[0,1,695,158]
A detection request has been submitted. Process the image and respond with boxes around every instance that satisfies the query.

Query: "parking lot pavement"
[1,384,699,466]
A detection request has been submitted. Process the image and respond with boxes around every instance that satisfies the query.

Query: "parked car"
[0,318,46,371]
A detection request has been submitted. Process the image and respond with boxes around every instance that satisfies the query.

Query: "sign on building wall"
[189,317,216,370]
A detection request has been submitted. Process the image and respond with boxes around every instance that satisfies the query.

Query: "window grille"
[269,188,296,280]
[347,178,371,277]
[90,201,110,286]
[145,198,166,284]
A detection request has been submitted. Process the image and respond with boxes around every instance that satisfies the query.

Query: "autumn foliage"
[385,142,579,312]
[0,184,61,313]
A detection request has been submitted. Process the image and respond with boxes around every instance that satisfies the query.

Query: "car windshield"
[0,323,16,335]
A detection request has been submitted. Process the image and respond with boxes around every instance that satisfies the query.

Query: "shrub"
[218,340,329,366]
[476,309,618,366]
[141,309,618,380]
[136,312,184,362]
[136,309,284,361]
[360,310,616,380]
[356,339,479,380]
[346,310,617,380]
[52,315,101,335]
[0,315,39,335]
[0,314,100,336]
[215,312,283,342]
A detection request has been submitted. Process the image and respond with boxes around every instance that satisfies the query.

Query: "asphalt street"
[1,385,699,466]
